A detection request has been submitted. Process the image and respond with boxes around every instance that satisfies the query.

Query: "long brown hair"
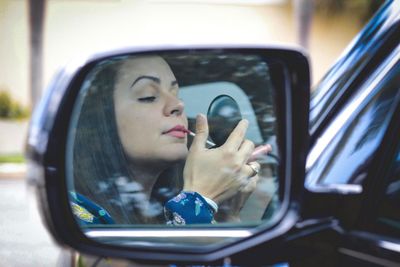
[72,57,182,224]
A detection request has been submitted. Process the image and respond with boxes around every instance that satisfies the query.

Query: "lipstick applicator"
[188,130,216,147]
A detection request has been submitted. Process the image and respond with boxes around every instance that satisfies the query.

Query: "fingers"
[223,119,249,151]
[243,161,260,178]
[190,114,209,150]
[237,139,255,163]
[241,174,260,193]
[239,162,260,193]
[248,144,272,162]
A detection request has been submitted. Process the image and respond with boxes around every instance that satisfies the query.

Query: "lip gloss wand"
[187,130,216,147]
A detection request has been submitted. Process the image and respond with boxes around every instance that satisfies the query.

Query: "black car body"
[301,1,400,265]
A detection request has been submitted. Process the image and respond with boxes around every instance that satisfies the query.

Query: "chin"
[159,146,188,163]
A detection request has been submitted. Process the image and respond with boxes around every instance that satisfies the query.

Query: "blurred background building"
[0,0,382,155]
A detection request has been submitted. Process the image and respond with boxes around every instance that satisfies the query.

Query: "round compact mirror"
[207,95,242,147]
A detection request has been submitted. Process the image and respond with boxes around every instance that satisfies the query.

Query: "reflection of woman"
[72,56,263,225]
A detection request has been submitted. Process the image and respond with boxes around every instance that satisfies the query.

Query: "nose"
[164,93,184,117]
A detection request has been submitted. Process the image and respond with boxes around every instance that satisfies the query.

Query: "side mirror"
[26,46,310,265]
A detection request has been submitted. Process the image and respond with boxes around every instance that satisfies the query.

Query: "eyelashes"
[137,92,180,103]
[137,96,156,103]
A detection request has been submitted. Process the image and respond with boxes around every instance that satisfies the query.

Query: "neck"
[120,159,181,223]
[126,162,164,200]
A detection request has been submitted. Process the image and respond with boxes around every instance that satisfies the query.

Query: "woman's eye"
[137,96,156,102]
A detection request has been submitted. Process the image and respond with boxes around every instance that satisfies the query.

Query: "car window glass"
[65,52,281,234]
[309,1,389,132]
[306,60,400,186]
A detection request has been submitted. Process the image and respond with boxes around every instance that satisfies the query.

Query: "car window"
[65,51,281,233]
[306,55,400,187]
[309,1,392,134]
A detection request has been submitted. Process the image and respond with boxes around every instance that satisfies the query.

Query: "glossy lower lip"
[165,130,186,138]
[163,125,188,139]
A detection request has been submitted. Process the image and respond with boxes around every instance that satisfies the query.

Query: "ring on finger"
[248,162,260,177]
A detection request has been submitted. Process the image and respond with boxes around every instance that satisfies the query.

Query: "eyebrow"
[130,75,178,88]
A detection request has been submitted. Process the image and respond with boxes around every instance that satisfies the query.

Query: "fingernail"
[248,145,271,161]
[265,144,272,151]
[197,113,205,121]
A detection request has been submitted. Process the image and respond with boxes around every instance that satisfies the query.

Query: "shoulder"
[69,191,115,225]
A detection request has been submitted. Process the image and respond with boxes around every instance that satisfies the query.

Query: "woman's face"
[114,56,188,166]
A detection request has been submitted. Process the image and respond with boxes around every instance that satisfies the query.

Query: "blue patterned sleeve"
[69,191,115,225]
[164,191,216,225]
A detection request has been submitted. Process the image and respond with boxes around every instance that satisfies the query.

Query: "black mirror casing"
[26,45,310,265]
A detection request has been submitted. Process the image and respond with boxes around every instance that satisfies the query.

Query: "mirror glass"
[66,51,281,247]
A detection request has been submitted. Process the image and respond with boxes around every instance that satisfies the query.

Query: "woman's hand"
[215,172,260,222]
[183,114,258,204]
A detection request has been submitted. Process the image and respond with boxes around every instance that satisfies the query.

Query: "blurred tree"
[0,91,12,118]
[0,90,30,120]
[28,0,47,110]
[293,0,384,49]
[314,0,384,23]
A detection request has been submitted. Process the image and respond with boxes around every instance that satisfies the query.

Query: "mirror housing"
[26,45,310,265]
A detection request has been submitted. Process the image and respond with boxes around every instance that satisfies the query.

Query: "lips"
[163,125,189,138]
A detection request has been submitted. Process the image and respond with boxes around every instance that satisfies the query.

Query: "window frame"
[305,45,400,193]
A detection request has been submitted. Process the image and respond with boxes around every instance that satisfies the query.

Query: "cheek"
[120,115,142,139]
[116,107,160,158]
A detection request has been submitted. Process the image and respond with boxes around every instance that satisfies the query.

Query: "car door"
[334,54,400,266]
[304,6,400,264]
[338,100,400,266]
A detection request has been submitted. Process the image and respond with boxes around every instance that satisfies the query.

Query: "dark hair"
[72,57,182,224]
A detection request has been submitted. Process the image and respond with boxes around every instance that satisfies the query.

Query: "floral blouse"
[164,191,216,225]
[70,191,216,225]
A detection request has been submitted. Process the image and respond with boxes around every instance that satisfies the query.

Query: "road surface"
[0,177,64,266]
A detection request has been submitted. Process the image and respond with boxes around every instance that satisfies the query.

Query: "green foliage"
[315,0,384,23]
[0,154,25,163]
[0,91,12,117]
[0,90,30,120]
